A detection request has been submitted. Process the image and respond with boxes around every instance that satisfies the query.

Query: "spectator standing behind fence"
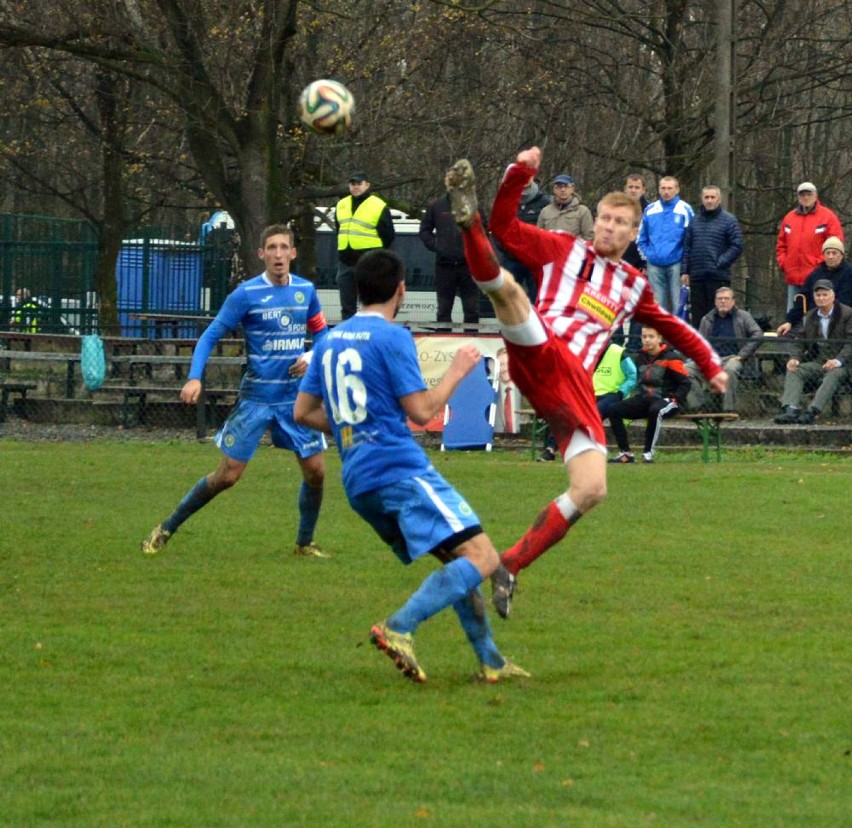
[418,172,480,329]
[773,281,852,425]
[682,186,744,328]
[10,288,41,332]
[493,178,550,303]
[638,176,693,312]
[537,174,594,239]
[777,237,852,336]
[140,225,331,559]
[776,182,844,311]
[335,171,395,320]
[607,327,692,464]
[687,287,763,412]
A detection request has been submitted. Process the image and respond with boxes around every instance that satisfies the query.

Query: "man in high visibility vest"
[334,171,395,320]
[11,288,41,333]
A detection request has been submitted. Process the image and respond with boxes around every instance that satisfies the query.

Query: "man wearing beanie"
[775,182,844,310]
[777,236,852,336]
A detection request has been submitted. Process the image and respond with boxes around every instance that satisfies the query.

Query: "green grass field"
[1,441,849,827]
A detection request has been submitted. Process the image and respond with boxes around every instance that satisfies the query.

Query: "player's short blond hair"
[597,192,642,227]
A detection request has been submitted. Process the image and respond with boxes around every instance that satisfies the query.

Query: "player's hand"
[776,322,792,336]
[180,379,202,404]
[516,146,541,170]
[708,370,729,394]
[451,343,482,378]
[290,356,308,378]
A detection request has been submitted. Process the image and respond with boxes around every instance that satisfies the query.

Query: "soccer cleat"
[491,564,517,619]
[642,452,654,464]
[369,622,427,683]
[140,524,171,555]
[446,159,478,228]
[537,446,557,462]
[480,659,532,684]
[608,451,635,464]
[293,541,331,558]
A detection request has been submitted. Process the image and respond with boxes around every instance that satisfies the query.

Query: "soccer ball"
[299,79,354,135]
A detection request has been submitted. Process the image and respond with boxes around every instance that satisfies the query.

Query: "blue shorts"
[348,467,483,565]
[214,398,327,463]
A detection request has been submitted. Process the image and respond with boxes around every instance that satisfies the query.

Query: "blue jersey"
[190,272,327,405]
[301,312,431,498]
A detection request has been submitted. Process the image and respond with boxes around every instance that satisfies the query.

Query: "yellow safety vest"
[593,344,626,396]
[336,194,386,251]
[12,301,40,333]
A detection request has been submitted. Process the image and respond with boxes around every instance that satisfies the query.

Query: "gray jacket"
[698,307,763,360]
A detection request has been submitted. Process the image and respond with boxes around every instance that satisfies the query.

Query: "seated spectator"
[538,342,637,461]
[777,236,852,336]
[10,288,42,332]
[607,326,691,464]
[773,280,852,425]
[686,287,763,412]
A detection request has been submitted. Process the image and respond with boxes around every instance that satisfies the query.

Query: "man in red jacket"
[776,182,844,310]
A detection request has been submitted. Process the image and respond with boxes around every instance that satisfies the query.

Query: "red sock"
[502,500,579,574]
[461,213,501,283]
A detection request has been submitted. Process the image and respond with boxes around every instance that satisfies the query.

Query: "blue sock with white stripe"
[453,587,503,669]
[388,557,483,635]
[162,476,213,535]
[296,481,324,546]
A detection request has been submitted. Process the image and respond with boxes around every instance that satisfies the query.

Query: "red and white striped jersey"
[490,163,723,381]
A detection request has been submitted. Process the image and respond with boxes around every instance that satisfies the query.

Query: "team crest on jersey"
[294,291,306,304]
[458,500,473,516]
[224,434,235,448]
[278,313,292,328]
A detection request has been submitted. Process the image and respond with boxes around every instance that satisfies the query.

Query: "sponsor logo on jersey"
[578,284,618,325]
[262,337,305,352]
[278,313,292,328]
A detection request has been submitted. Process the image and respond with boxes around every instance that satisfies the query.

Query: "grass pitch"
[1,441,849,826]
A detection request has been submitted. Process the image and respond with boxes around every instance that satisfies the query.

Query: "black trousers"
[608,396,680,454]
[435,263,480,324]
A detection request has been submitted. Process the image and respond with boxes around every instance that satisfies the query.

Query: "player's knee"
[570,480,607,512]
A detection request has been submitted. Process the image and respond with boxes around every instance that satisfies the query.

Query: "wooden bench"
[107,384,238,434]
[675,412,739,462]
[0,350,81,397]
[0,380,37,422]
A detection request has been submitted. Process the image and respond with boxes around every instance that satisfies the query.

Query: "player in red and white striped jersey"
[447,147,728,619]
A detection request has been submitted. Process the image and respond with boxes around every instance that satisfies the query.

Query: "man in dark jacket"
[774,280,852,425]
[682,186,744,327]
[419,172,479,327]
[689,287,763,411]
[777,236,852,336]
[607,326,692,463]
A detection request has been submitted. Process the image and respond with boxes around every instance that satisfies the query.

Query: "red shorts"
[505,332,605,453]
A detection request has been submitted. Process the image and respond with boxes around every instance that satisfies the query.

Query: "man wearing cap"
[334,171,395,319]
[537,174,594,239]
[682,185,744,328]
[775,182,844,311]
[777,237,852,336]
[773,279,852,425]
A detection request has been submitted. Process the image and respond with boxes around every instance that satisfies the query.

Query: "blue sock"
[388,557,483,635]
[162,477,214,535]
[453,587,504,669]
[296,481,323,546]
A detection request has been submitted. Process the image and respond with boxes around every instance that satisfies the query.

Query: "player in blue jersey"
[294,249,528,683]
[141,224,331,558]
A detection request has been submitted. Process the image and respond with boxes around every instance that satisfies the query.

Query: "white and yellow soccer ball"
[299,79,354,135]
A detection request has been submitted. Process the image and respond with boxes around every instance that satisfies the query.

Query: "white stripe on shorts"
[413,475,465,533]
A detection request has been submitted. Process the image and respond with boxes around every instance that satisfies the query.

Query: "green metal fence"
[0,215,236,336]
